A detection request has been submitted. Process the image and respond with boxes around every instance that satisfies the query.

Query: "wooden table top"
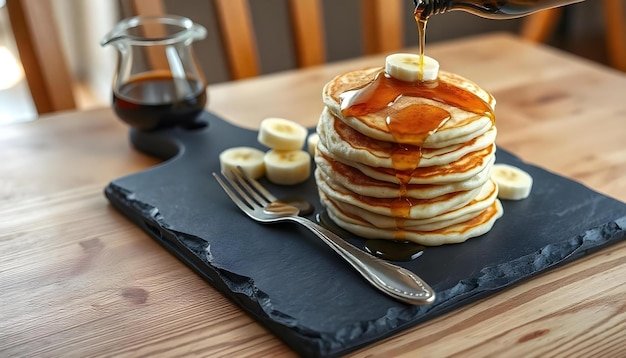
[1,33,625,357]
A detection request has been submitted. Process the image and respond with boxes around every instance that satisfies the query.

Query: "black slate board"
[105,111,626,357]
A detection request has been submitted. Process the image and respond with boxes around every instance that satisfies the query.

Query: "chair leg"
[603,0,626,72]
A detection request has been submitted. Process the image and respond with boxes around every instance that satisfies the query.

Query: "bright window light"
[0,46,24,89]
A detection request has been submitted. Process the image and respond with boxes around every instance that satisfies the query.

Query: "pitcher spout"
[100,17,136,48]
[100,34,125,48]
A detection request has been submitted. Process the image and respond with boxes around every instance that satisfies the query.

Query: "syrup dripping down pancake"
[314,65,502,246]
[322,67,496,147]
[317,107,497,169]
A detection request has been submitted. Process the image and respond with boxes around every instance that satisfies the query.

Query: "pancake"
[313,63,502,246]
[323,196,503,245]
[322,67,496,147]
[317,140,496,185]
[317,107,497,169]
[314,149,492,199]
[315,169,483,220]
[319,178,499,231]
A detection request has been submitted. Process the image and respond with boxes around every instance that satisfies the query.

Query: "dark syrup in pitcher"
[113,73,207,131]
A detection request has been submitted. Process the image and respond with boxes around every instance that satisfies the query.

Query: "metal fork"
[212,168,435,305]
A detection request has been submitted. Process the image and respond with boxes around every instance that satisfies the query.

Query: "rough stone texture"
[105,112,626,357]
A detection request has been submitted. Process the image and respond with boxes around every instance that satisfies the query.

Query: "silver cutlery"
[212,167,435,305]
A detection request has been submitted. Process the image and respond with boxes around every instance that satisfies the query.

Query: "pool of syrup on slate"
[316,212,426,262]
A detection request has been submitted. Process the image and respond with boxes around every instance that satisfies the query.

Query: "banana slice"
[385,53,439,82]
[258,117,308,151]
[491,164,533,200]
[264,149,311,185]
[307,132,319,156]
[219,146,265,179]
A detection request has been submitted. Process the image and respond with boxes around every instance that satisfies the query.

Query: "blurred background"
[0,0,620,125]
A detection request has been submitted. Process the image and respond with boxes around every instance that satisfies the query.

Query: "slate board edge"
[102,113,626,358]
[105,183,344,357]
[104,181,626,358]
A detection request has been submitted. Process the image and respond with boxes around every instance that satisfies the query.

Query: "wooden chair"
[521,0,626,72]
[6,0,76,114]
[7,0,406,115]
[130,0,406,80]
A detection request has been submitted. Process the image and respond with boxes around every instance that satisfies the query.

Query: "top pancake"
[323,67,496,148]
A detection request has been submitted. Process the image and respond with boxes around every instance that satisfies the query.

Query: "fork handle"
[288,216,436,305]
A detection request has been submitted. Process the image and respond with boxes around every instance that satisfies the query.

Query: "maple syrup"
[102,15,208,131]
[413,0,583,20]
[316,211,425,261]
[113,73,207,131]
[364,239,426,262]
[316,211,352,238]
[340,73,493,145]
[339,68,494,238]
[325,0,564,249]
[278,197,314,216]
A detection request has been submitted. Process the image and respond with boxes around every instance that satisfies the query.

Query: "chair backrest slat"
[190,0,403,79]
[362,0,404,55]
[7,0,407,115]
[6,0,76,114]
[287,0,325,68]
[520,1,625,72]
[213,0,260,80]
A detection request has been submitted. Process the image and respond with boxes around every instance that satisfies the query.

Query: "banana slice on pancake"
[313,57,504,245]
[385,53,439,82]
[322,68,496,146]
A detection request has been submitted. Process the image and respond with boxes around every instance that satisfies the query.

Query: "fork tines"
[213,167,276,210]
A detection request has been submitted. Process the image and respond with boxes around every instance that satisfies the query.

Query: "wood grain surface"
[1,33,625,357]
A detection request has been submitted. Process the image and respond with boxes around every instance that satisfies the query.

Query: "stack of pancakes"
[314,67,503,246]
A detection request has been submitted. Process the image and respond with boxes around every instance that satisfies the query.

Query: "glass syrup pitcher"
[101,15,207,131]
